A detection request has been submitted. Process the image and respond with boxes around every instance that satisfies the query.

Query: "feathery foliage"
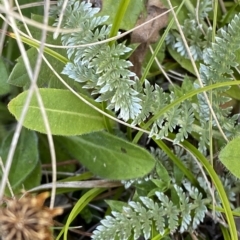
[52,1,197,144]
[52,0,142,121]
[54,1,240,152]
[92,144,240,239]
[166,0,212,60]
[91,184,209,240]
[195,13,240,152]
[2,0,240,240]
[50,3,240,236]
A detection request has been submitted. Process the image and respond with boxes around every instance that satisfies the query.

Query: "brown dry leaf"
[130,0,168,77]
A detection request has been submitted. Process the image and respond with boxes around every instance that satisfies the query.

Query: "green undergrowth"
[1,0,240,239]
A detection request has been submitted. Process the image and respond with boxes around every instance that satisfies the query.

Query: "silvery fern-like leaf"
[219,177,236,208]
[93,211,133,240]
[150,104,181,139]
[54,1,144,121]
[174,101,194,144]
[199,14,240,86]
[55,0,197,130]
[124,207,142,239]
[140,196,165,234]
[132,81,155,125]
[165,7,240,153]
[166,0,212,60]
[54,0,240,147]
[92,216,119,240]
[174,185,192,232]
[92,185,211,240]
[155,192,180,232]
[183,182,208,229]
[195,36,239,154]
[152,85,169,112]
[150,147,173,174]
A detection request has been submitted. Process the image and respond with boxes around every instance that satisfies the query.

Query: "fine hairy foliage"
[53,0,240,150]
[91,184,209,240]
[166,0,212,60]
[52,1,198,143]
[195,13,240,152]
[3,0,240,239]
[51,2,240,238]
[51,0,142,121]
[92,145,239,240]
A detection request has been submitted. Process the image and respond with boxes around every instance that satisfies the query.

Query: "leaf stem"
[56,188,106,240]
[108,0,130,45]
[182,141,237,240]
[7,32,68,63]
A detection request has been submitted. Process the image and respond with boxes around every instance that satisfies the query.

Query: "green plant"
[166,0,212,60]
[92,184,209,239]
[1,0,240,239]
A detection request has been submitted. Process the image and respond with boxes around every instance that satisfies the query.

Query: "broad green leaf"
[0,59,10,95]
[20,0,43,17]
[0,102,14,123]
[150,179,169,192]
[7,45,89,94]
[57,131,156,180]
[219,136,240,178]
[0,128,40,194]
[136,180,157,197]
[8,89,109,135]
[0,102,14,144]
[8,15,68,89]
[20,15,56,41]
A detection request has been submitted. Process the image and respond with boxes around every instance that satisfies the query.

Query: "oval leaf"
[0,128,40,194]
[8,89,108,135]
[219,136,240,178]
[57,131,155,180]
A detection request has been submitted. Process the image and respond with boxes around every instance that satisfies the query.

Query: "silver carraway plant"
[52,0,240,149]
[166,0,212,61]
[91,184,209,240]
[50,1,240,238]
